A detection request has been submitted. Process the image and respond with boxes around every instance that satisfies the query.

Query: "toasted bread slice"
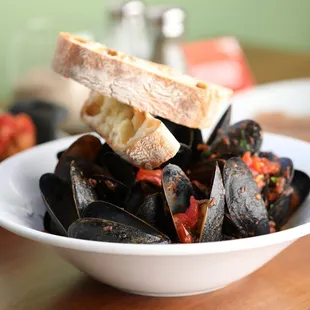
[52,32,233,129]
[81,91,180,169]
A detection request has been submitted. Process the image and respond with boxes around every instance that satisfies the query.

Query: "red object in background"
[181,37,255,92]
[0,113,36,161]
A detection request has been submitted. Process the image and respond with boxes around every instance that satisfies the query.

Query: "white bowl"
[0,132,309,297]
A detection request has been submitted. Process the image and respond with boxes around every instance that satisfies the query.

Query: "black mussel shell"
[191,181,208,200]
[162,143,192,171]
[68,218,170,244]
[188,159,217,188]
[81,201,170,241]
[259,152,278,161]
[162,164,194,214]
[56,135,101,165]
[279,157,294,183]
[223,157,269,237]
[96,143,114,168]
[55,157,105,183]
[104,152,136,188]
[71,161,97,216]
[209,120,262,156]
[124,182,148,214]
[39,173,79,236]
[207,105,232,146]
[135,193,162,228]
[221,234,237,241]
[57,150,66,160]
[157,117,194,147]
[43,212,62,236]
[136,193,178,242]
[191,129,204,163]
[222,213,242,239]
[268,185,294,229]
[291,170,310,208]
[54,135,104,183]
[89,175,129,208]
[199,163,225,242]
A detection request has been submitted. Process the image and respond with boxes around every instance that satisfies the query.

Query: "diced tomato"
[173,213,192,230]
[0,113,36,161]
[136,168,162,187]
[242,152,281,190]
[174,221,193,244]
[185,196,200,228]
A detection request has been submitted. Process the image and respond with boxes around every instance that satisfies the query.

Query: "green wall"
[2,0,310,100]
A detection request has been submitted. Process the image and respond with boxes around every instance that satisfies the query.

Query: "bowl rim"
[0,133,309,256]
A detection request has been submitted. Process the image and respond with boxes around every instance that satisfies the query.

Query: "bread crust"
[81,91,180,169]
[52,32,233,129]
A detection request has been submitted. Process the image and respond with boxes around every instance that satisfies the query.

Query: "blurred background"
[0,0,310,159]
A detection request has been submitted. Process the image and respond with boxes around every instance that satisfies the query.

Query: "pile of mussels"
[40,107,310,244]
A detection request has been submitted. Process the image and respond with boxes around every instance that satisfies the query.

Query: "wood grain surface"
[0,46,310,310]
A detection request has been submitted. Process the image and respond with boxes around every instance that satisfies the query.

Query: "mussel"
[206,105,232,145]
[40,114,310,245]
[71,200,170,244]
[89,175,129,208]
[40,173,79,236]
[103,152,137,188]
[55,135,103,182]
[223,157,269,237]
[162,163,225,243]
[269,170,310,229]
[198,163,225,242]
[208,120,262,156]
[71,160,97,216]
[68,218,169,244]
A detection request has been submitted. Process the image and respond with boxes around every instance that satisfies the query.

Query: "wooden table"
[1,47,310,310]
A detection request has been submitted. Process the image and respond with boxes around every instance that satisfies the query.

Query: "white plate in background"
[230,78,310,122]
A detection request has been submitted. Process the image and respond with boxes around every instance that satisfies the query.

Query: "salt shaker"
[103,0,152,60]
[150,7,188,73]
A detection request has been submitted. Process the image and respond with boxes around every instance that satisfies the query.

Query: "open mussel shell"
[198,163,225,242]
[222,213,242,239]
[209,120,262,156]
[43,212,63,236]
[57,149,66,160]
[103,152,136,188]
[270,170,310,229]
[82,201,167,237]
[162,164,194,214]
[90,175,129,208]
[223,157,269,237]
[259,151,278,161]
[291,170,310,207]
[162,143,192,171]
[56,157,106,184]
[39,173,79,236]
[206,105,232,146]
[71,161,97,216]
[156,117,194,147]
[135,193,162,228]
[268,185,294,229]
[136,193,178,242]
[124,182,148,214]
[279,157,294,183]
[55,135,102,179]
[68,218,170,244]
[81,201,170,243]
